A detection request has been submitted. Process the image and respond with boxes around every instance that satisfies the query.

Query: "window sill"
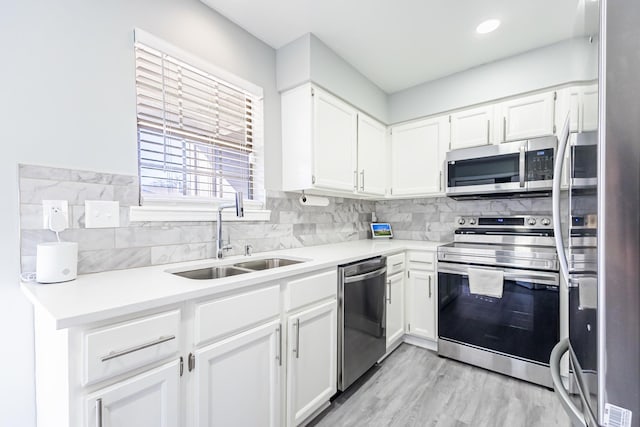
[129,205,271,222]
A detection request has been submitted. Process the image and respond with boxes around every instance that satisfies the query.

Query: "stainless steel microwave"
[445,136,557,199]
[570,131,597,190]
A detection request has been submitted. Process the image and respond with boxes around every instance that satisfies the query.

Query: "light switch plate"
[42,200,69,230]
[85,201,120,228]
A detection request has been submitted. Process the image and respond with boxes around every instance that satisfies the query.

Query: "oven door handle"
[437,263,559,286]
[343,267,387,284]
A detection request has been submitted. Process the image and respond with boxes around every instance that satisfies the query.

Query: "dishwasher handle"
[343,267,387,284]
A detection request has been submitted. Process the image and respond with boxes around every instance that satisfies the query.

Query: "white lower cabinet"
[85,359,180,427]
[286,299,337,426]
[405,269,436,341]
[193,320,282,427]
[386,271,405,348]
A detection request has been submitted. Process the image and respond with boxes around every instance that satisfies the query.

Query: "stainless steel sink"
[172,265,252,280]
[170,257,306,280]
[233,257,304,271]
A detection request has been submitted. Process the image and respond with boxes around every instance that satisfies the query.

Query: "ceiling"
[201,0,590,94]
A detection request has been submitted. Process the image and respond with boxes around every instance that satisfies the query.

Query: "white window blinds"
[134,39,264,203]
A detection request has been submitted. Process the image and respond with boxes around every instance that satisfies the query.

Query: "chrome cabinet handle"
[439,171,443,191]
[95,398,103,427]
[428,275,432,298]
[486,119,490,144]
[550,339,587,427]
[387,281,392,304]
[294,318,300,359]
[503,117,507,142]
[360,170,365,191]
[519,143,526,188]
[276,324,282,366]
[100,335,175,362]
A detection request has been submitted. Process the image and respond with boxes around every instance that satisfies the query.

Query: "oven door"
[438,262,560,364]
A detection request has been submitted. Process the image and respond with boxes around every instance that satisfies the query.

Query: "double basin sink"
[170,257,305,280]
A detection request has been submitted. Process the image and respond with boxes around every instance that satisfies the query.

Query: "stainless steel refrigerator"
[550,0,640,426]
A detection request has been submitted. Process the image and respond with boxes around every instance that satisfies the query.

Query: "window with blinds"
[134,41,264,204]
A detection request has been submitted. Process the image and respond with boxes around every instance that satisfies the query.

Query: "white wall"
[389,37,598,123]
[276,33,389,123]
[0,1,278,425]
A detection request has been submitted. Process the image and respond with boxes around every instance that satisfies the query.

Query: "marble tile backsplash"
[18,164,374,274]
[375,197,553,242]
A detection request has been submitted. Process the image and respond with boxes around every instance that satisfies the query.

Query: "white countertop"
[21,239,446,330]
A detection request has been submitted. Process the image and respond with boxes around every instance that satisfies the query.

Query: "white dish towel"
[578,277,598,309]
[468,268,504,298]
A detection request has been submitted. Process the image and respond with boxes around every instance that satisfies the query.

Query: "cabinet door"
[194,320,281,427]
[450,105,493,149]
[286,299,337,427]
[357,113,387,196]
[85,360,180,427]
[312,88,358,192]
[386,272,405,348]
[500,92,556,142]
[390,116,448,196]
[581,84,598,132]
[405,270,436,341]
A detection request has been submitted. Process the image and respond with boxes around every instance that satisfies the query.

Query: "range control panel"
[455,216,552,229]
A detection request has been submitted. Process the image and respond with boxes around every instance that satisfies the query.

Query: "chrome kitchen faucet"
[216,192,244,259]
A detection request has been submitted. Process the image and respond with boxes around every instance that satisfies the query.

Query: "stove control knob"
[469,218,477,225]
[458,218,466,225]
[541,217,551,226]
[527,217,537,226]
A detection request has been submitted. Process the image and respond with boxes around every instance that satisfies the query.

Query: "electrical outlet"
[42,200,69,230]
[85,201,120,228]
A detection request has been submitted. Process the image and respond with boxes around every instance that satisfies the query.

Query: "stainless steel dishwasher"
[337,256,387,391]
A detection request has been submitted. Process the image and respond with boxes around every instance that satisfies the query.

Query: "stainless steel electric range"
[437,215,560,388]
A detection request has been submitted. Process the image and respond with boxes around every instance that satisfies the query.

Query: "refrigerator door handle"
[552,114,571,285]
[550,339,587,427]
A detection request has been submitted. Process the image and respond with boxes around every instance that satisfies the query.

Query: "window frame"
[131,29,268,221]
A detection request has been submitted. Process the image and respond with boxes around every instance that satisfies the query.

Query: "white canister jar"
[36,242,78,284]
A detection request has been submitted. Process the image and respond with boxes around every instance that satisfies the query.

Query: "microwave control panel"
[526,148,554,181]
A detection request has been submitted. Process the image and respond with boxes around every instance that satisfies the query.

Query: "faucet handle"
[244,244,253,256]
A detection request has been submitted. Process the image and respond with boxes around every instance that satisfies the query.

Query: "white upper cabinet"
[312,88,358,192]
[281,84,387,197]
[357,113,387,196]
[450,105,493,149]
[498,91,556,142]
[390,116,448,196]
[557,83,598,133]
[581,84,598,132]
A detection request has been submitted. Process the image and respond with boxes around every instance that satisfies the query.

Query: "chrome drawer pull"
[101,335,176,362]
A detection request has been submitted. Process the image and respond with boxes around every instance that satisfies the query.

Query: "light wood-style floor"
[310,344,570,427]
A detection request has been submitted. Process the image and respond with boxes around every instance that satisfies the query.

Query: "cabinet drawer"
[84,309,180,385]
[285,270,337,312]
[387,253,405,275]
[407,251,435,270]
[194,285,280,346]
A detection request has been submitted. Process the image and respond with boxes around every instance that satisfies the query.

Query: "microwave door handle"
[553,113,571,286]
[519,143,526,188]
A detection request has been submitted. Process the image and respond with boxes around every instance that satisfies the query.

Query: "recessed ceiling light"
[476,19,501,34]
